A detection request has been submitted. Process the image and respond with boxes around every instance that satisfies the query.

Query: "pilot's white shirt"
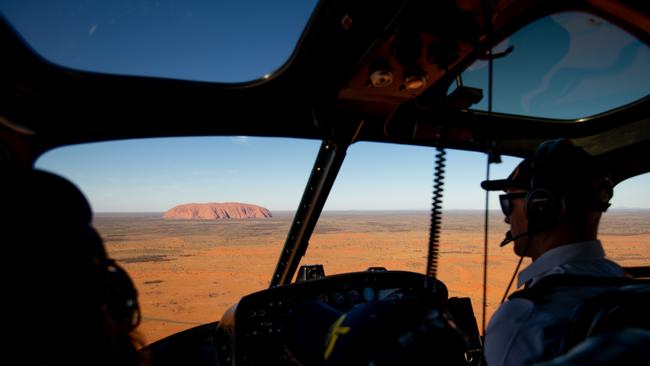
[484,240,624,366]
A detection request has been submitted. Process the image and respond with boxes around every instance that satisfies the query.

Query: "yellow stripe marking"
[324,314,351,360]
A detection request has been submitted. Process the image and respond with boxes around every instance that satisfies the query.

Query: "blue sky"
[0,0,318,82]
[35,137,649,212]
[2,2,649,211]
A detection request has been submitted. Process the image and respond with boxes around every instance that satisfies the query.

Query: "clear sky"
[0,0,319,82]
[2,2,649,212]
[35,137,649,212]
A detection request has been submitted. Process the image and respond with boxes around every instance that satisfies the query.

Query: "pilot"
[480,139,624,366]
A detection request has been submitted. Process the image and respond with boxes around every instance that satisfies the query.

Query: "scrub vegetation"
[94,209,650,345]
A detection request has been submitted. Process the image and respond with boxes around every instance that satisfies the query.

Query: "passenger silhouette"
[1,169,145,366]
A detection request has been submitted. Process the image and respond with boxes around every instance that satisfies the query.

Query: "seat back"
[508,274,650,360]
[565,283,650,351]
[534,328,650,366]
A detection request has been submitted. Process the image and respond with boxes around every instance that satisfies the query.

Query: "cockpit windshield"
[36,137,650,345]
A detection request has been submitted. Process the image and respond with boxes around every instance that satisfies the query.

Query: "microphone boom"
[500,231,528,247]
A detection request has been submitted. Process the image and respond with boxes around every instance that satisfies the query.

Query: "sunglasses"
[499,192,527,216]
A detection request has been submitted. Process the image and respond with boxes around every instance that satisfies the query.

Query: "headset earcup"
[527,139,568,229]
[525,189,565,228]
[105,261,141,330]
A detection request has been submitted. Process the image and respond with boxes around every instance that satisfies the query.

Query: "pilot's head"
[481,139,613,259]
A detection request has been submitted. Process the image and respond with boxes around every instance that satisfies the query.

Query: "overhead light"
[368,59,394,88]
[405,75,426,91]
[403,66,427,91]
[369,69,394,88]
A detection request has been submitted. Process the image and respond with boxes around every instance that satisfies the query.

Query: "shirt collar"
[517,240,605,288]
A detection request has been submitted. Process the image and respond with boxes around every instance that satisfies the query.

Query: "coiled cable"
[426,147,446,289]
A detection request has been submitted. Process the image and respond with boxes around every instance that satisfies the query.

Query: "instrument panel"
[219,270,451,365]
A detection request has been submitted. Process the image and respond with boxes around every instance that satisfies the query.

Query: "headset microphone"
[499,231,529,247]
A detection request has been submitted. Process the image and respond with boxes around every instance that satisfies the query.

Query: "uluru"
[163,202,272,220]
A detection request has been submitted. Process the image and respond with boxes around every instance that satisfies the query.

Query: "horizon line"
[93,207,650,214]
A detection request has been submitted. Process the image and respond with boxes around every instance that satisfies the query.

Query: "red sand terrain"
[95,211,650,345]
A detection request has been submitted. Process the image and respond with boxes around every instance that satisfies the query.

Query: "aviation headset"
[102,256,142,331]
[525,139,613,230]
[80,212,141,331]
[525,139,566,229]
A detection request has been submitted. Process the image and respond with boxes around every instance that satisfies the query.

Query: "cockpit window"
[599,172,650,269]
[0,0,319,82]
[36,137,319,344]
[35,138,649,344]
[454,12,650,120]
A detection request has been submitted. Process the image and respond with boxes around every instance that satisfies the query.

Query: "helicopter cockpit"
[1,0,649,365]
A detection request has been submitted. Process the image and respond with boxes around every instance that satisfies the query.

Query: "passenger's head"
[1,169,143,365]
[481,139,613,258]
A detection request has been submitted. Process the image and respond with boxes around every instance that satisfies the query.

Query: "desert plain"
[94,209,650,345]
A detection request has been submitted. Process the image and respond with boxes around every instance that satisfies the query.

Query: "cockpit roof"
[1,0,649,184]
